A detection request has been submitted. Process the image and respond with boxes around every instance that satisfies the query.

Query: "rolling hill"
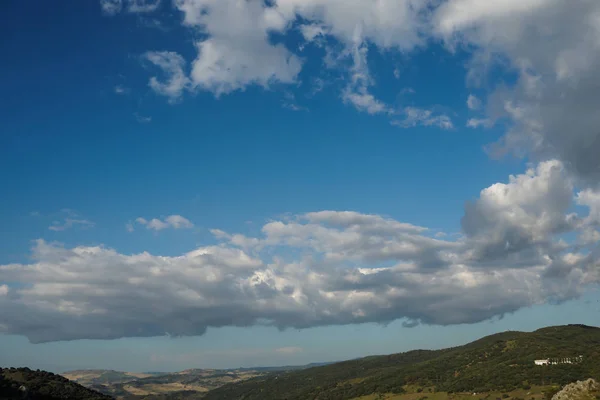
[60,363,334,399]
[201,324,600,400]
[0,367,112,400]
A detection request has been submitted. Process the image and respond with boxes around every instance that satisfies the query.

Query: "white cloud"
[300,23,329,43]
[114,85,130,95]
[47,210,95,232]
[461,160,578,267]
[276,0,429,50]
[467,94,481,110]
[576,189,600,225]
[393,107,453,129]
[165,215,194,229]
[341,38,392,115]
[49,219,95,232]
[134,113,152,123]
[133,215,194,231]
[127,0,160,13]
[137,0,430,101]
[145,51,190,102]
[100,0,122,15]
[434,0,549,35]
[101,0,160,14]
[433,0,600,185]
[102,0,600,178]
[343,91,391,115]
[173,0,302,97]
[2,161,599,343]
[466,118,493,129]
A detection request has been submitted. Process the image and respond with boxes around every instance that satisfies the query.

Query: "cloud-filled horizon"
[1,0,600,356]
[1,160,599,343]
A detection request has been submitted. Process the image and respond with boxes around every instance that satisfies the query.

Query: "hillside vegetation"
[0,367,112,400]
[60,363,334,399]
[202,324,600,400]
[61,366,324,399]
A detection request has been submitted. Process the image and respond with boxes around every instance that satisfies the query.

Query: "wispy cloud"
[101,0,160,15]
[467,118,493,129]
[134,113,152,123]
[392,107,454,130]
[100,0,122,15]
[114,85,130,95]
[467,94,482,110]
[47,210,95,232]
[144,51,190,103]
[342,41,393,116]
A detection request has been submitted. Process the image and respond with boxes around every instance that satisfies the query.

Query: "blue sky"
[1,0,600,372]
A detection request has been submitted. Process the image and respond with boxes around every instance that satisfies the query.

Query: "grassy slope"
[202,324,600,400]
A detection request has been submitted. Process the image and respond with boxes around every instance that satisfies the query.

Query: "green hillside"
[0,367,113,400]
[202,324,600,400]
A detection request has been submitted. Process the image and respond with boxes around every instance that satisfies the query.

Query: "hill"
[0,367,112,400]
[61,365,321,399]
[201,324,600,400]
[60,362,336,399]
[61,370,156,388]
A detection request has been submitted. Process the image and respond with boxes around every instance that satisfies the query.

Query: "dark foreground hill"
[202,324,600,400]
[0,367,112,400]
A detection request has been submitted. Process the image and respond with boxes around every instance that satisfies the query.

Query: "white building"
[534,356,583,366]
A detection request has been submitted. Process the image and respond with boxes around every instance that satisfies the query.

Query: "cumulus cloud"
[577,189,600,225]
[434,0,600,185]
[461,160,578,267]
[2,162,599,343]
[100,0,600,175]
[132,215,194,231]
[133,0,431,104]
[173,0,302,97]
[44,0,600,342]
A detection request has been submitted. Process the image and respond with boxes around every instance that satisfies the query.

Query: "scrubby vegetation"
[3,325,598,400]
[0,367,112,399]
[202,324,600,400]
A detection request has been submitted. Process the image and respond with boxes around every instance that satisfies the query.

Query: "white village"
[534,356,584,366]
